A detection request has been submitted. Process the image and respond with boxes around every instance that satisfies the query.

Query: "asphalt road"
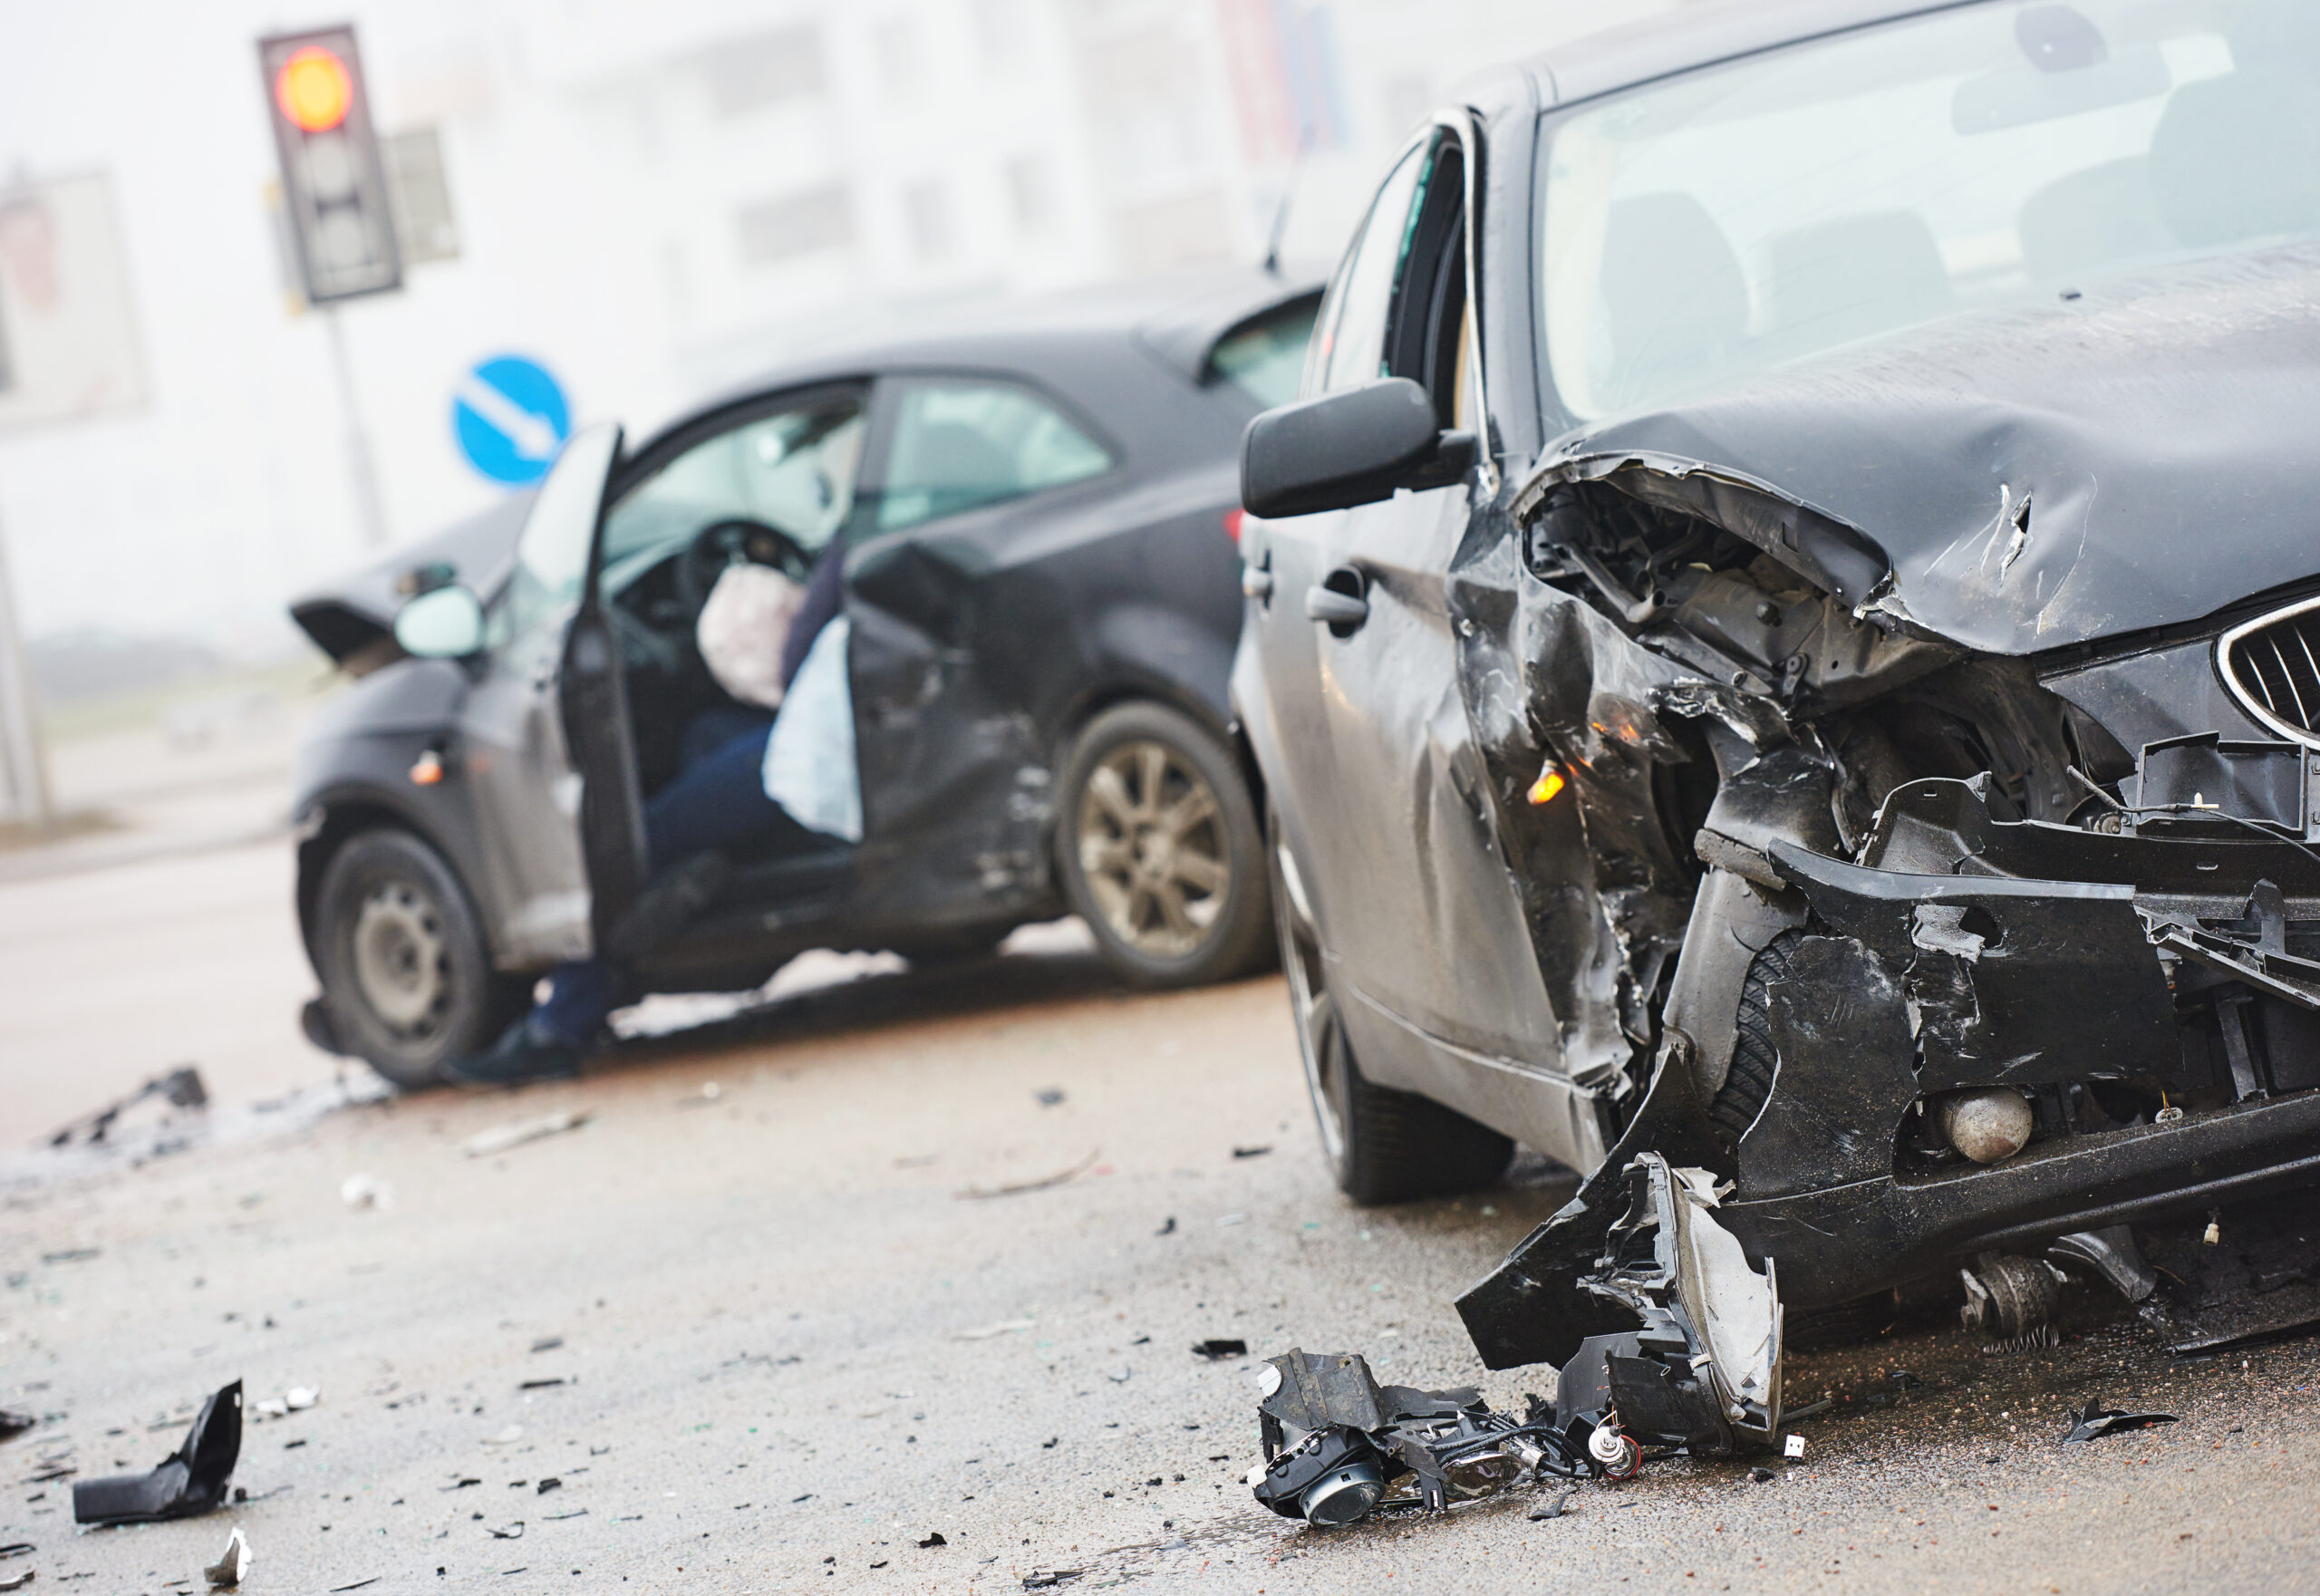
[7,848,2320,1593]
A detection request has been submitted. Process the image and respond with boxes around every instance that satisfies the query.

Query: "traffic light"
[257,27,401,304]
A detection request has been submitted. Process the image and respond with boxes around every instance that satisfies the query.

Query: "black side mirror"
[1241,377,1475,519]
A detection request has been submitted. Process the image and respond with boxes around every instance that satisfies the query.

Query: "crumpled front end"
[1450,453,2320,1378]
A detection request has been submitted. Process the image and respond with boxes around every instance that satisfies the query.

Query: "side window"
[1381,139,1471,429]
[873,381,1113,533]
[600,393,866,569]
[1307,141,1430,394]
[490,422,621,648]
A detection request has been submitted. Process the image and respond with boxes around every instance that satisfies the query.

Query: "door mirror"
[1240,378,1475,519]
[392,585,487,658]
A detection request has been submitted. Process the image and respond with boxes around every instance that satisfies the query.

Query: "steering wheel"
[674,517,816,618]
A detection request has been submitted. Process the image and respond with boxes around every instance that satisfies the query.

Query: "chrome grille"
[2221,597,2320,744]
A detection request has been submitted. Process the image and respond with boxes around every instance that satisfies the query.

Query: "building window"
[1005,153,1054,237]
[875,14,924,98]
[697,26,825,119]
[904,180,955,263]
[735,186,855,266]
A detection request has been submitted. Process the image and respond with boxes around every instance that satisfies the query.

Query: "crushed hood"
[288,491,531,672]
[1522,242,2320,656]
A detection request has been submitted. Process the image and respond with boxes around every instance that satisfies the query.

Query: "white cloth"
[761,616,862,843]
[695,563,804,710]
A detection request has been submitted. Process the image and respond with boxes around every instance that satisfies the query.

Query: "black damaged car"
[289,269,1317,1088]
[1233,0,2320,1458]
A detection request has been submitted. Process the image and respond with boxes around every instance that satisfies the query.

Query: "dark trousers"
[531,711,793,1047]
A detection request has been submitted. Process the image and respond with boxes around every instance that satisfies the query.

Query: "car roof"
[666,265,1324,439]
[1464,0,1974,114]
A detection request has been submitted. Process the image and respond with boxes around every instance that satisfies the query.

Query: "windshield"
[1538,0,2320,421]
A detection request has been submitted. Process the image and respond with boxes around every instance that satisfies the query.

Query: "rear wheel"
[1272,812,1513,1204]
[1056,701,1271,988]
[314,828,526,1090]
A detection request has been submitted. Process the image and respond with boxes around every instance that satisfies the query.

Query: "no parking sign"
[452,355,570,485]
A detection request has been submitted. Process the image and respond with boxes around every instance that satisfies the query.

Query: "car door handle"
[1242,566,1274,600]
[1305,582,1368,628]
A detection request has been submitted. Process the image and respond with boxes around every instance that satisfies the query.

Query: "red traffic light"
[275,45,352,133]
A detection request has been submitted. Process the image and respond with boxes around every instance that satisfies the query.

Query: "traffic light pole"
[323,305,388,548]
[0,503,53,827]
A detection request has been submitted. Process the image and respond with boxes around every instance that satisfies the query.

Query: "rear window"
[1207,296,1321,409]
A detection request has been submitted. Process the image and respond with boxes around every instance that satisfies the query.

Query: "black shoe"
[440,1018,585,1087]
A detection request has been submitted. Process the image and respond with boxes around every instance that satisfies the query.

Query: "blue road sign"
[452,355,570,485]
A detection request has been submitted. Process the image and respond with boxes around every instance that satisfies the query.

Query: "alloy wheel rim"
[1272,837,1345,1163]
[1077,739,1231,960]
[351,882,450,1038]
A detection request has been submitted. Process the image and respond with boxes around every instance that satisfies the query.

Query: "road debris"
[955,1150,1098,1200]
[0,1409,33,1441]
[1248,1349,1584,1528]
[1231,1146,1271,1159]
[1528,1488,1576,1520]
[72,1381,241,1526]
[0,1571,29,1592]
[44,1065,208,1148]
[203,1526,250,1589]
[1191,1340,1247,1359]
[953,1320,1035,1341]
[464,1109,592,1158]
[252,1387,319,1422]
[1020,1570,1081,1589]
[2064,1400,2179,1443]
[1486,1156,1784,1463]
[1034,1088,1066,1108]
[1154,1217,1175,1236]
[916,1532,946,1548]
[340,1174,393,1210]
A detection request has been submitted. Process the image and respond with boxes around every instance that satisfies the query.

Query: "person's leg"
[676,707,775,774]
[642,721,803,863]
[446,724,801,1086]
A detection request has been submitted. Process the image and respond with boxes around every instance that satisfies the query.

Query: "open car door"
[458,422,647,966]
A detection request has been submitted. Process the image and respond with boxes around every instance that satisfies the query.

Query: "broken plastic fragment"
[2063,1399,2178,1443]
[1192,1340,1248,1360]
[72,1381,242,1526]
[463,1109,591,1159]
[1248,1350,1582,1527]
[1784,1434,1806,1459]
[204,1525,251,1589]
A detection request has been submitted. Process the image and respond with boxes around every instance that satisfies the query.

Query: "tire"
[1709,931,1803,1146]
[1271,809,1513,1204]
[1055,701,1272,988]
[314,828,527,1090]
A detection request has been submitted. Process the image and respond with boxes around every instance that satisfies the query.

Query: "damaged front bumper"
[1464,769,2320,1376]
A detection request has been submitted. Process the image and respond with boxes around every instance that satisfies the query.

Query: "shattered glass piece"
[72,1381,242,1526]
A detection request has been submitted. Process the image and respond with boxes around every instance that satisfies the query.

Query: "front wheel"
[1271,811,1513,1204]
[313,828,527,1089]
[1055,701,1272,988]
